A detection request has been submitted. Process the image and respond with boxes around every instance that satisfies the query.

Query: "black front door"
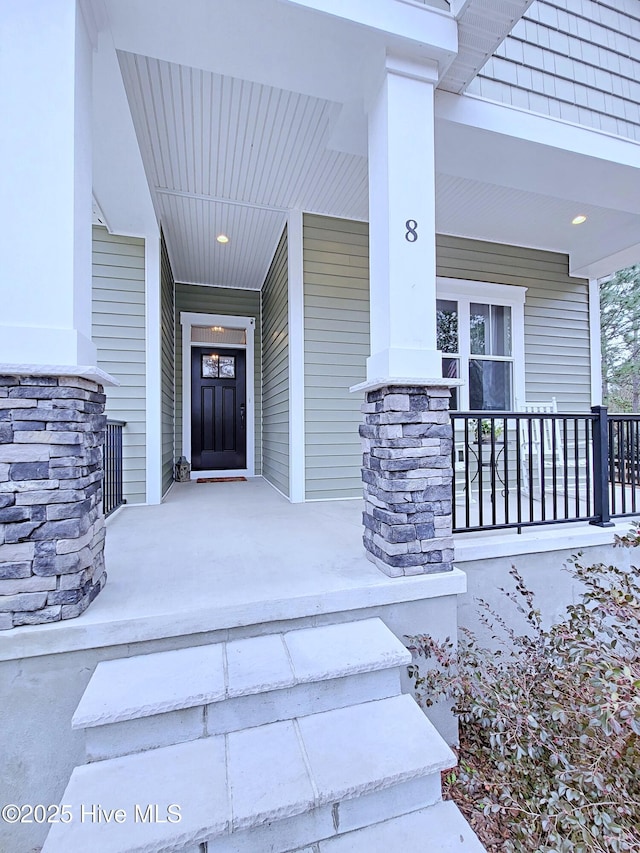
[191,347,247,471]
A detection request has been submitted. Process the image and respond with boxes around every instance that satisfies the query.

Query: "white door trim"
[180,311,255,479]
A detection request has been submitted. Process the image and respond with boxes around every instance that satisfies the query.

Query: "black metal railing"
[450,407,640,533]
[103,420,126,517]
[609,414,640,518]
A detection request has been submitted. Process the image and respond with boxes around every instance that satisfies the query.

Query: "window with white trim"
[436,279,526,411]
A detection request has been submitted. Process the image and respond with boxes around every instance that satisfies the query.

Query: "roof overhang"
[92,0,640,286]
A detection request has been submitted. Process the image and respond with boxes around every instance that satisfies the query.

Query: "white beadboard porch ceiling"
[118,50,368,289]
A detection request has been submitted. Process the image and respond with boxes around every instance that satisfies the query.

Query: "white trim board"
[436,277,526,411]
[180,311,255,478]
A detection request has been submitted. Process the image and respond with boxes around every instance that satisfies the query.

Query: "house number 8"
[405,220,418,242]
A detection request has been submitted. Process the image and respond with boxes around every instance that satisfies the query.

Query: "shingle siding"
[92,226,147,505]
[467,0,640,141]
[261,227,289,497]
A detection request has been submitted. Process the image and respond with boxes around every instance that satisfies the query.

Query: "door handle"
[240,404,245,430]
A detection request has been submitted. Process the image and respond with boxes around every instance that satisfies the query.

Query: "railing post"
[590,405,614,527]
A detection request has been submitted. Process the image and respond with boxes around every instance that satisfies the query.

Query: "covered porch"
[3,478,465,661]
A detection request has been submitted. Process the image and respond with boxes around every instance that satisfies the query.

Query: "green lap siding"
[174,284,262,474]
[436,235,591,411]
[161,235,175,495]
[303,215,369,500]
[301,217,592,501]
[92,226,147,505]
[261,227,289,497]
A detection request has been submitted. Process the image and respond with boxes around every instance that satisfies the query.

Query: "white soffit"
[118,50,368,289]
[436,173,640,269]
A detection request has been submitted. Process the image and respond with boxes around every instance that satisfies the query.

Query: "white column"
[287,211,306,503]
[589,278,603,406]
[0,0,96,368]
[145,232,163,504]
[366,56,442,383]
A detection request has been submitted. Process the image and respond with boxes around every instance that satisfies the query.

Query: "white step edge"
[72,618,411,729]
[319,800,487,852]
[85,667,404,762]
[44,695,454,853]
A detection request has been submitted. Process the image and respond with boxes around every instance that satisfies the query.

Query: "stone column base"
[0,375,107,629]
[360,384,454,577]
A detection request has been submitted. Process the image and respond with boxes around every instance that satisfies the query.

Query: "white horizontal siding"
[92,226,147,505]
[261,227,289,497]
[303,215,369,500]
[466,0,640,141]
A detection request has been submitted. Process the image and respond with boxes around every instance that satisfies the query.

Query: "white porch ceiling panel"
[156,193,287,289]
[118,50,368,288]
[436,173,640,272]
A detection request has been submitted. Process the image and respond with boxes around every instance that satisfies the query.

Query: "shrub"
[407,527,640,853]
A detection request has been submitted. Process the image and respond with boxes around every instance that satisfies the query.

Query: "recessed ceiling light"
[216,234,229,244]
[571,214,587,225]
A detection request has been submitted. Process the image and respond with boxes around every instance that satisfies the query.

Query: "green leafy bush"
[407,528,640,853]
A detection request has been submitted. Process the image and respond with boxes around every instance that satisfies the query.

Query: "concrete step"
[73,617,411,761]
[318,800,486,852]
[43,694,456,853]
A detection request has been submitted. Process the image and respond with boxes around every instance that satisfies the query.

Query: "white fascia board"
[570,241,640,281]
[436,91,640,171]
[281,0,457,65]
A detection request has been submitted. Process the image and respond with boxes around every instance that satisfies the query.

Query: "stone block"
[0,444,50,463]
[380,523,416,544]
[402,424,450,439]
[56,527,94,555]
[3,521,43,543]
[32,517,89,541]
[16,488,84,504]
[0,576,56,595]
[0,424,13,443]
[0,613,13,630]
[372,534,409,557]
[13,430,82,444]
[416,522,435,539]
[421,485,453,501]
[382,394,410,412]
[46,499,92,521]
[0,591,48,612]
[12,605,62,626]
[379,424,403,439]
[428,397,449,410]
[0,494,14,509]
[372,506,408,525]
[0,562,31,579]
[0,463,8,482]
[47,588,82,605]
[0,506,32,523]
[18,406,81,422]
[0,541,35,562]
[12,420,46,430]
[0,398,36,408]
[408,394,430,412]
[9,461,49,480]
[17,376,58,386]
[33,550,89,576]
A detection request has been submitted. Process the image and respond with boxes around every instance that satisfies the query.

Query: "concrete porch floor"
[0,479,465,661]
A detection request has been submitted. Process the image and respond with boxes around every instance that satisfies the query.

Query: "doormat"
[196,477,247,483]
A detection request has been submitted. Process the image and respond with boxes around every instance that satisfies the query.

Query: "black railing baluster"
[103,420,127,517]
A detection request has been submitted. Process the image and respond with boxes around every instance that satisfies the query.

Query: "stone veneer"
[0,375,107,629]
[360,384,454,577]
